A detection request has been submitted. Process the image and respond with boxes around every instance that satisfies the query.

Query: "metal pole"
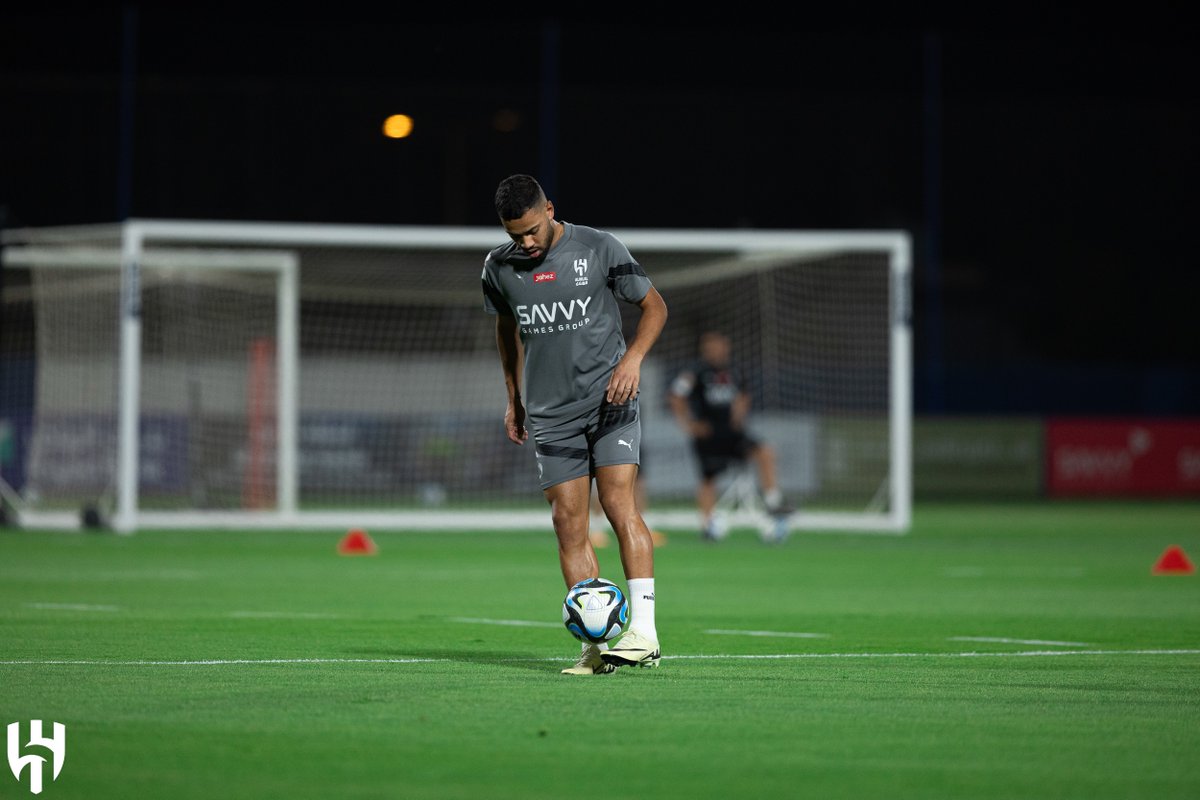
[114,223,142,533]
[538,20,561,199]
[276,256,299,519]
[922,31,945,413]
[117,6,138,221]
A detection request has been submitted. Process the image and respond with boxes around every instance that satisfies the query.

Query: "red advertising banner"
[1046,419,1200,496]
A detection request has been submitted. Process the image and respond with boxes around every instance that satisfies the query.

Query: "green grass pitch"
[1,502,1198,799]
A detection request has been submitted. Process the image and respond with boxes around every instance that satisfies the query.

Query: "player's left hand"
[606,352,642,404]
[504,401,528,445]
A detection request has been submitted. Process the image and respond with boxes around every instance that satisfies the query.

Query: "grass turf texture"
[1,502,1198,799]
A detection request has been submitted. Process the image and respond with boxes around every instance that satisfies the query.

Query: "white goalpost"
[0,220,911,534]
[0,240,299,533]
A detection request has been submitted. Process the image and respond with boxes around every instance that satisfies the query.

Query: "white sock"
[584,640,609,653]
[764,487,782,507]
[626,578,657,641]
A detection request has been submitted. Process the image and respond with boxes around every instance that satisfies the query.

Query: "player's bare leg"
[596,464,660,668]
[752,442,779,497]
[697,476,720,540]
[587,485,611,549]
[595,464,653,579]
[544,475,598,587]
[590,477,661,549]
[752,443,791,516]
[546,475,616,675]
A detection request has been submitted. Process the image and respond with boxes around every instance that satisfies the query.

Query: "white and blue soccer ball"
[562,577,628,644]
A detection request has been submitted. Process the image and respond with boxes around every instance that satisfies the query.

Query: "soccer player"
[669,330,791,541]
[482,174,668,675]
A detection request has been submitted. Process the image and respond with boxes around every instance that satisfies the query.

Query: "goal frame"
[1,233,300,533]
[2,219,911,534]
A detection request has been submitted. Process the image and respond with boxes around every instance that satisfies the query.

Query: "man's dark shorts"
[693,428,759,480]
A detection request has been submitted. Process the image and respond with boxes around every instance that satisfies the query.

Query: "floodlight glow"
[382,114,414,139]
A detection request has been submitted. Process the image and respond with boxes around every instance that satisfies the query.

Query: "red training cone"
[1152,545,1194,575]
[338,528,378,556]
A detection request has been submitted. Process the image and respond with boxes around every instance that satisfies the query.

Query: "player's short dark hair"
[494,174,546,221]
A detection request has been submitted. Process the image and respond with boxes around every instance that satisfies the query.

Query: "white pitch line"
[1,650,1198,667]
[656,650,1197,660]
[950,636,1090,647]
[704,629,830,639]
[225,618,343,623]
[449,617,561,628]
[0,658,446,666]
[22,602,120,612]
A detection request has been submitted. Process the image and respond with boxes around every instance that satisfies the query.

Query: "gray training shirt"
[482,222,652,420]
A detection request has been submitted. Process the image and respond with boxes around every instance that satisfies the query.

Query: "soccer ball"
[561,577,628,644]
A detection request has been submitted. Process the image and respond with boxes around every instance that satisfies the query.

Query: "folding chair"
[710,458,790,543]
[713,459,764,517]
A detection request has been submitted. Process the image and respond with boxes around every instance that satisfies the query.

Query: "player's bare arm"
[605,286,668,404]
[495,313,527,444]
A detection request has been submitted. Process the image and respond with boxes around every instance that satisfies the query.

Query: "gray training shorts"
[530,397,641,490]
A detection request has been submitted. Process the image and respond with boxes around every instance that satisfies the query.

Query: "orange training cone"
[1152,545,1194,575]
[338,528,378,556]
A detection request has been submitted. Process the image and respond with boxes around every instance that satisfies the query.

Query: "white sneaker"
[561,644,618,675]
[600,630,661,668]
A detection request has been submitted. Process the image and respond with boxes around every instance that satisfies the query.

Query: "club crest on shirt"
[534,271,557,283]
[573,258,589,286]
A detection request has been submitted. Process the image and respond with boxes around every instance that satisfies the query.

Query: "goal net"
[0,221,910,533]
[0,240,296,531]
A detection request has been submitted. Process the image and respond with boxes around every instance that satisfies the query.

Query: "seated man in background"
[669,330,790,541]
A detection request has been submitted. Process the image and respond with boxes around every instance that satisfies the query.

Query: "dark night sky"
[2,8,1197,414]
